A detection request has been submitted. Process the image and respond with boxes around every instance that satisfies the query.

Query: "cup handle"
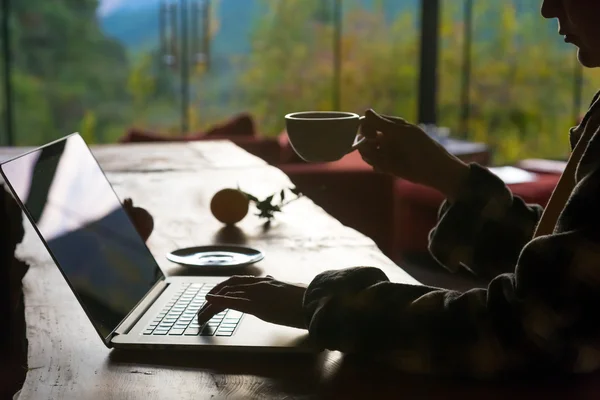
[350,116,367,151]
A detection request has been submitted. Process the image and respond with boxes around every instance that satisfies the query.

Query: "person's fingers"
[197,303,226,324]
[213,282,267,299]
[378,114,410,125]
[206,293,251,304]
[358,146,378,167]
[363,109,397,132]
[205,293,258,315]
[363,145,396,172]
[198,289,252,323]
[208,275,271,296]
[360,109,393,138]
[358,139,384,162]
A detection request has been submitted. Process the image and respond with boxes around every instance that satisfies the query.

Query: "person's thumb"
[363,109,395,136]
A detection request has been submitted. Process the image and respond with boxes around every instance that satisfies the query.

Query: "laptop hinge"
[111,279,169,339]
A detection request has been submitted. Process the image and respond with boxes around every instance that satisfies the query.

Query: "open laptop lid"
[0,133,165,346]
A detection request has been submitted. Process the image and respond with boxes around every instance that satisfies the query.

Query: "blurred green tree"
[10,0,130,145]
[239,0,599,163]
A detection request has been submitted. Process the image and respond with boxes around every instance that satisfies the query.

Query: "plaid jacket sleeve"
[428,163,543,279]
[303,140,600,378]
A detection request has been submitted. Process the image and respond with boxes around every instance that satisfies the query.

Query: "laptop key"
[216,331,233,337]
[168,328,185,336]
[226,310,243,318]
[217,325,235,332]
[184,328,200,336]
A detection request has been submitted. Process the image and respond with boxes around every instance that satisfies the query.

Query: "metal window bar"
[417,0,441,125]
[333,0,342,111]
[160,0,211,134]
[169,2,179,68]
[159,2,168,69]
[191,0,199,66]
[180,0,190,133]
[1,0,14,145]
[202,0,211,71]
[459,0,473,138]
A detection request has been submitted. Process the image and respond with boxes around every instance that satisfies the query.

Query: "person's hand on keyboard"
[197,275,307,330]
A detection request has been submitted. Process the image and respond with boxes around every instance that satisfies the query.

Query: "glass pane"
[11,1,182,146]
[196,0,335,137]
[338,0,420,120]
[0,1,8,146]
[185,0,273,133]
[443,0,579,163]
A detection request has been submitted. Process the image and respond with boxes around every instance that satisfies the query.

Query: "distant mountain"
[99,6,159,50]
[99,0,262,55]
[98,0,421,55]
[98,0,161,17]
[98,0,559,61]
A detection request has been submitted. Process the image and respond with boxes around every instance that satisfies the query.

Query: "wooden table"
[4,141,600,400]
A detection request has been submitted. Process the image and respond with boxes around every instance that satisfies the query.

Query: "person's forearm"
[434,156,470,202]
[428,163,543,278]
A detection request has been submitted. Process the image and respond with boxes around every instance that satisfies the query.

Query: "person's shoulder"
[570,90,600,148]
[591,90,600,106]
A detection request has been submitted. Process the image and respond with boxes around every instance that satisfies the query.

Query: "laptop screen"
[0,134,165,341]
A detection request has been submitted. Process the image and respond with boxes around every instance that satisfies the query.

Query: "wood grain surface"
[3,141,600,400]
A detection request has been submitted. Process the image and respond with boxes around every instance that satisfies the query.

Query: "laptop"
[0,133,312,352]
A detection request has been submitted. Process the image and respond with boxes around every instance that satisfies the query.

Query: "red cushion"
[277,131,306,164]
[119,113,257,143]
[393,173,560,255]
[202,113,256,138]
[119,128,190,143]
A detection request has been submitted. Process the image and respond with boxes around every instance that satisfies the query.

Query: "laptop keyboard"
[142,283,243,337]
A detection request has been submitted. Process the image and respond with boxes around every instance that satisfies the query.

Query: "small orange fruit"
[210,188,250,225]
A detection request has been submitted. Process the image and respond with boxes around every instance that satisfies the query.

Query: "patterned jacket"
[302,91,600,378]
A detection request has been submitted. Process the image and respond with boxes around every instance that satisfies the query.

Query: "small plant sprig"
[238,186,303,221]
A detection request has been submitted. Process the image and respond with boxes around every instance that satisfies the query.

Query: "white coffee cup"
[284,111,366,162]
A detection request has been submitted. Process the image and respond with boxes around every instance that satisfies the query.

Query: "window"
[2,0,599,165]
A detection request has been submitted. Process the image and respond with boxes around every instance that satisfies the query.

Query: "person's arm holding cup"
[357,109,543,278]
[357,109,470,202]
